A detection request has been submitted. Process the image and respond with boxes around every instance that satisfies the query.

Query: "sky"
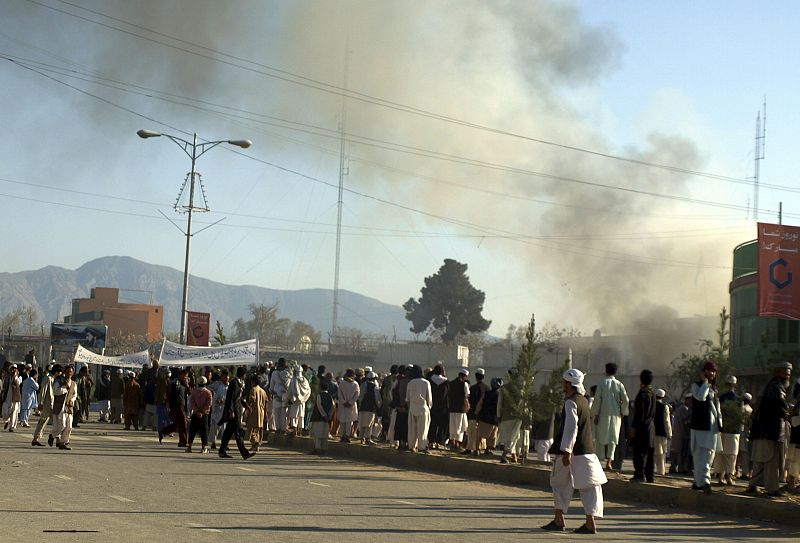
[1,0,798,338]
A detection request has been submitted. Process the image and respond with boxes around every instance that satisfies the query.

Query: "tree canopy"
[403,258,491,343]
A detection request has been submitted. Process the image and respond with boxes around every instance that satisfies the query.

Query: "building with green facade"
[730,239,800,376]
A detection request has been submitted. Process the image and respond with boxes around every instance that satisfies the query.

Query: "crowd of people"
[1,352,799,533]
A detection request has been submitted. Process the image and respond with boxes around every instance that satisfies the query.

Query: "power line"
[0,176,746,241]
[3,53,785,222]
[25,0,785,190]
[1,54,744,270]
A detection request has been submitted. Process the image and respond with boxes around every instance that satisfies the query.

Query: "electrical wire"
[27,0,791,192]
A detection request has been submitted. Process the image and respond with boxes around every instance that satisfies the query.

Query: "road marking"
[109,495,134,503]
[185,522,221,533]
[235,466,256,472]
[394,500,429,508]
[308,481,330,487]
[54,475,74,481]
[101,436,130,442]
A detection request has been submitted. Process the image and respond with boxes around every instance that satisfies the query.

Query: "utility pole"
[331,48,350,351]
[752,99,766,220]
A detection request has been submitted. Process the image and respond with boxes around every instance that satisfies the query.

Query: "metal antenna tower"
[753,98,766,220]
[331,49,350,348]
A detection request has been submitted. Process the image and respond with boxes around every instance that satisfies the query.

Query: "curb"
[265,433,800,527]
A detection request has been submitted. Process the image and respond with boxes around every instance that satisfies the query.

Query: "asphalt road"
[0,420,797,542]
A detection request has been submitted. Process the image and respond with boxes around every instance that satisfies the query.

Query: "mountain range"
[0,256,410,338]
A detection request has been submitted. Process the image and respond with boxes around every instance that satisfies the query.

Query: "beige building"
[65,287,163,341]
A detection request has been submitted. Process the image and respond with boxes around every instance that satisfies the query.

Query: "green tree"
[503,315,541,428]
[668,307,731,397]
[214,320,227,346]
[403,259,491,343]
[531,358,571,428]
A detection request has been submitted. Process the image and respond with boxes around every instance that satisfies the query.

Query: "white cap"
[364,366,373,373]
[366,372,376,380]
[562,368,585,395]
[655,388,666,398]
[475,368,485,375]
[116,368,124,374]
[725,375,737,385]
[458,368,469,376]
[743,392,753,401]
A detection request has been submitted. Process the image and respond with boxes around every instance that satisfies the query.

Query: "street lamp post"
[137,129,251,344]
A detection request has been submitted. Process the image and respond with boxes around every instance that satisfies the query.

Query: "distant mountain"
[0,256,410,338]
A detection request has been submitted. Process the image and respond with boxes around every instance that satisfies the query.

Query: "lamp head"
[228,139,252,149]
[137,129,162,139]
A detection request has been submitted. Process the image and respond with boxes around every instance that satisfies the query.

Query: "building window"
[791,320,800,344]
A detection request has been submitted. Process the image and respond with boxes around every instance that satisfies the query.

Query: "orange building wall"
[69,287,164,341]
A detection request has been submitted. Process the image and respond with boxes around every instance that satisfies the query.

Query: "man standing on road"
[218,367,252,460]
[590,363,629,471]
[464,368,489,455]
[186,376,213,453]
[406,365,432,453]
[110,368,124,424]
[357,372,382,445]
[747,361,792,497]
[159,368,189,447]
[629,370,656,483]
[269,358,291,435]
[714,375,743,485]
[447,368,470,452]
[542,368,607,535]
[690,361,722,494]
[32,364,61,447]
[245,375,268,454]
[337,369,360,443]
[653,388,672,476]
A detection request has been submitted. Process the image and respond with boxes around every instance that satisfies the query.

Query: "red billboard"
[186,311,211,346]
[758,222,800,319]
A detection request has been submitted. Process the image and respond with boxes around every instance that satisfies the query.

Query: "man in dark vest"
[218,366,252,460]
[690,361,722,494]
[464,368,489,455]
[427,364,449,449]
[542,368,606,535]
[746,361,791,497]
[629,369,656,483]
[447,368,470,451]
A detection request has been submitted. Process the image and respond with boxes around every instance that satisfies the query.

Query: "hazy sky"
[1,0,797,337]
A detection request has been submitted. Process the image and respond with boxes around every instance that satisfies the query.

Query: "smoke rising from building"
[1,1,747,336]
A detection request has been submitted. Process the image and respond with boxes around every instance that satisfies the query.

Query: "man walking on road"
[32,364,61,447]
[542,368,607,535]
[218,367,252,460]
[590,363,629,470]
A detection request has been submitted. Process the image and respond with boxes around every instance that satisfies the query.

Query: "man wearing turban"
[541,369,607,534]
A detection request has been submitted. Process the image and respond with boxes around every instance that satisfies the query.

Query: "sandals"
[540,520,564,532]
[573,523,597,534]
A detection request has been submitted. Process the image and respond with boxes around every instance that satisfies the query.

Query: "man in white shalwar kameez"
[542,369,607,535]
[690,361,722,494]
[589,363,629,470]
[269,359,291,433]
[405,366,432,453]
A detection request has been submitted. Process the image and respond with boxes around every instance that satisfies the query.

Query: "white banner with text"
[159,339,258,366]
